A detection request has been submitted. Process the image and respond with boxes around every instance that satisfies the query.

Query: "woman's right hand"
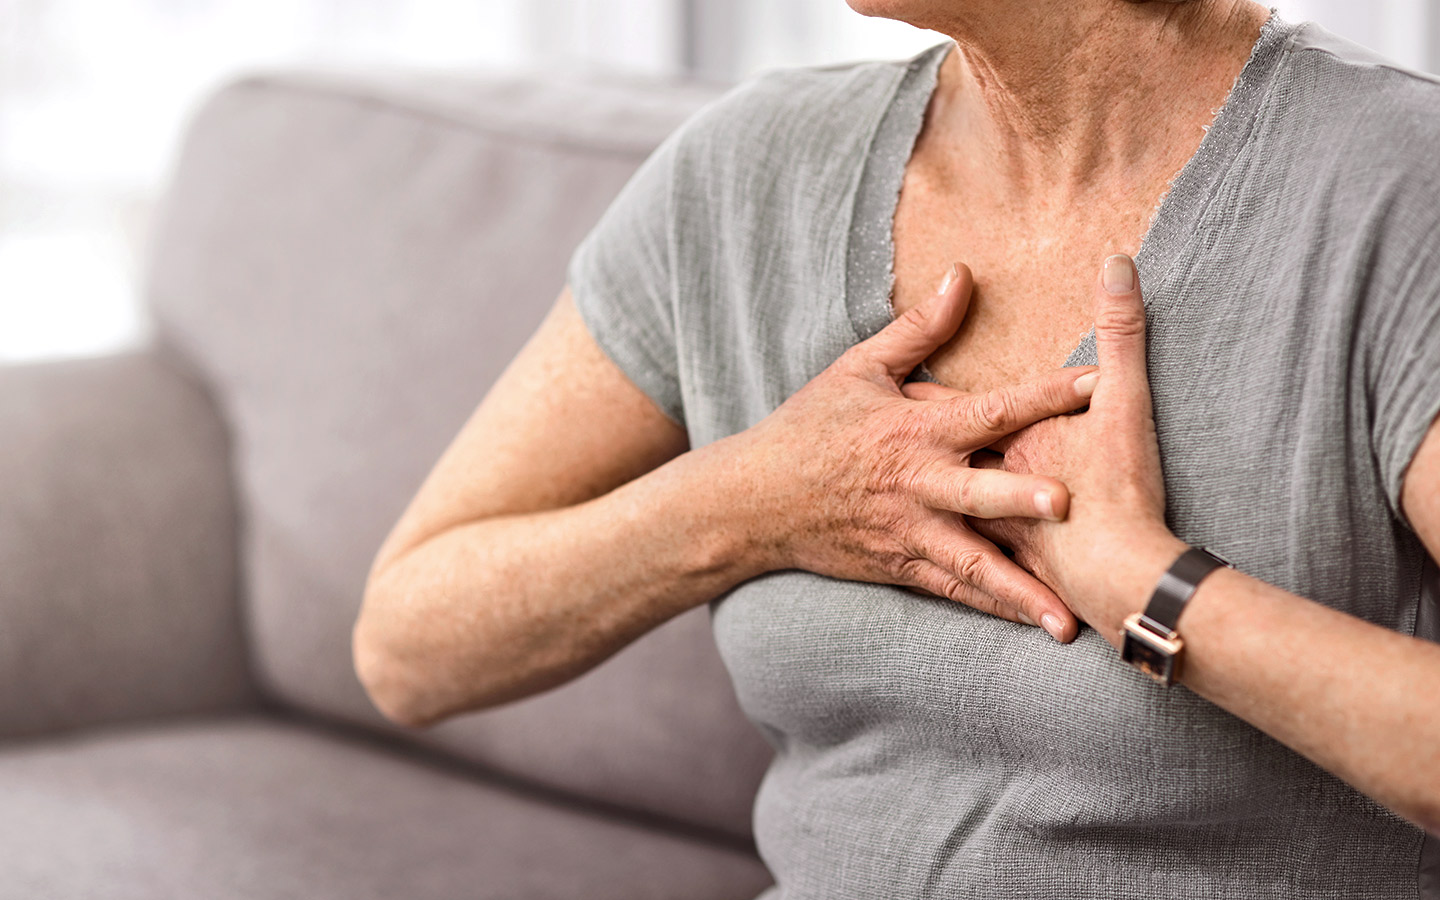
[734,262,1097,642]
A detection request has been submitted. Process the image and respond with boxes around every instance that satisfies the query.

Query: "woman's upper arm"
[368,284,689,580]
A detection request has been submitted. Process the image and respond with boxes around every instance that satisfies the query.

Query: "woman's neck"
[921,0,1271,205]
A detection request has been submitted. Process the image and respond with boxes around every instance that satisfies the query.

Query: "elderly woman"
[353,0,1440,896]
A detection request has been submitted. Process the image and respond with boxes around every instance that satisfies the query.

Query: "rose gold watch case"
[1120,611,1185,686]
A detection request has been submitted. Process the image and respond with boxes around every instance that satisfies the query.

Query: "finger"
[966,512,1020,549]
[1094,254,1150,408]
[858,262,973,384]
[902,370,1097,410]
[924,365,1099,448]
[913,530,1078,641]
[899,381,959,402]
[963,519,1072,641]
[900,557,1030,622]
[910,464,1069,521]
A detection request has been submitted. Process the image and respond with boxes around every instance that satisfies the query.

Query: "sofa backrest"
[143,63,773,841]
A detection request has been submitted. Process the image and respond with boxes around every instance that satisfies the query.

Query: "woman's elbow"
[351,609,444,730]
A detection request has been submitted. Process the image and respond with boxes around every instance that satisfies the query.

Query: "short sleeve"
[565,122,687,430]
[1367,217,1440,528]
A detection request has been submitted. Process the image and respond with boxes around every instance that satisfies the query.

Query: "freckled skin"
[851,0,1262,394]
[890,166,1145,392]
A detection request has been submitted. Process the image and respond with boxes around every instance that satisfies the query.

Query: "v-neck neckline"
[842,12,1297,383]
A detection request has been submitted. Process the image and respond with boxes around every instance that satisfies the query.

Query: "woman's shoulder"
[1261,22,1440,250]
[1277,22,1440,153]
[665,42,948,177]
[1284,21,1440,90]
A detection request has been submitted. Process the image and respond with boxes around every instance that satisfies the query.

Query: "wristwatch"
[1120,546,1232,686]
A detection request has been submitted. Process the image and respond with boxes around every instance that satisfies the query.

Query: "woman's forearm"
[972,255,1440,835]
[353,433,776,728]
[351,263,1101,731]
[1099,532,1440,835]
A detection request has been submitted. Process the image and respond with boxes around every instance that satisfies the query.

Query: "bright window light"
[0,1,1432,366]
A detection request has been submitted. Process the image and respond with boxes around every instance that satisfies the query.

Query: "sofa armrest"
[0,346,255,740]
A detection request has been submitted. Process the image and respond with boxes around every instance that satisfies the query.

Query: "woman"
[354,0,1440,896]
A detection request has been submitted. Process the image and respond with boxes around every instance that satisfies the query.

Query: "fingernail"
[1103,254,1135,295]
[1041,613,1065,642]
[1073,371,1099,397]
[937,262,960,296]
[1033,489,1054,519]
[1017,612,1037,626]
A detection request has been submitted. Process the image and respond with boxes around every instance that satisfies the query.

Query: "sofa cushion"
[0,714,774,899]
[143,67,773,839]
[0,349,253,738]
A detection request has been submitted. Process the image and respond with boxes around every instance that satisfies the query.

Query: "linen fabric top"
[565,13,1440,899]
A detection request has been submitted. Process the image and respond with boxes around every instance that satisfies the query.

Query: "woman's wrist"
[668,428,806,584]
[1078,526,1190,646]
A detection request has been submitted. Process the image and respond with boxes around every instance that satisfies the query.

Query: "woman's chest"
[888,170,1151,393]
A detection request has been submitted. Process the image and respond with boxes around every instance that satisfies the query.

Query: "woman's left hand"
[901,254,1188,645]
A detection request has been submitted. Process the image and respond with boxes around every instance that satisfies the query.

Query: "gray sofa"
[0,62,778,899]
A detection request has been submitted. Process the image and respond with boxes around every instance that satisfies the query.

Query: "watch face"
[1121,633,1175,683]
[1120,616,1182,685]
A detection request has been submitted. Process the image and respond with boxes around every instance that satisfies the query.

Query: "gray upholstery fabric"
[143,66,772,837]
[0,349,253,738]
[0,714,774,900]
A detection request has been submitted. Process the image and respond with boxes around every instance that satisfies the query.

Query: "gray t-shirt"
[566,13,1440,899]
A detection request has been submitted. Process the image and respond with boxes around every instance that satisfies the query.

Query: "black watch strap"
[1141,546,1231,632]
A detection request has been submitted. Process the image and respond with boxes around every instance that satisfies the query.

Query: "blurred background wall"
[1,0,1435,365]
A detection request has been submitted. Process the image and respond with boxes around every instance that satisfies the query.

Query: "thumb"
[1093,254,1150,406]
[860,261,972,384]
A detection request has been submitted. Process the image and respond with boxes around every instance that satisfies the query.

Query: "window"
[1,0,1433,363]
